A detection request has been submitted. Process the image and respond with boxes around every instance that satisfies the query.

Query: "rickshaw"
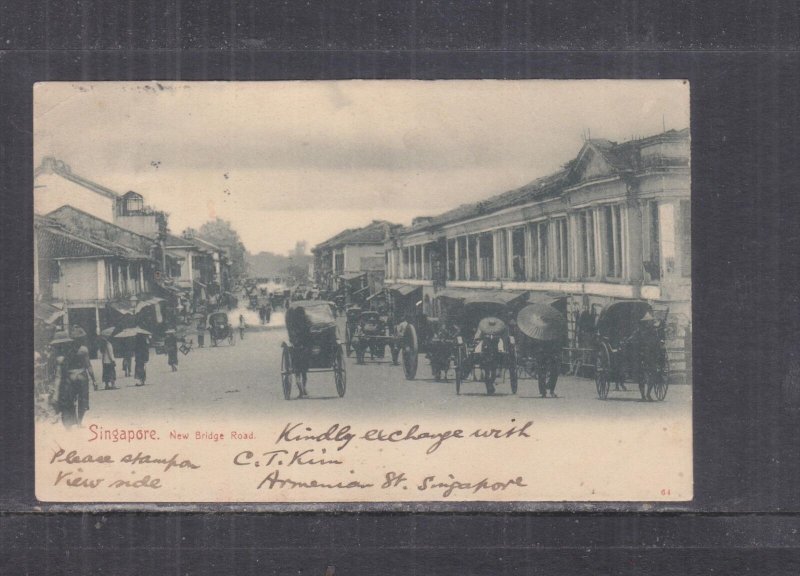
[443,293,525,395]
[515,302,567,397]
[281,300,346,400]
[248,294,259,310]
[594,301,670,401]
[344,305,362,356]
[349,309,420,379]
[207,311,235,346]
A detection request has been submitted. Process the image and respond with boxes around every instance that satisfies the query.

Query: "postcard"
[33,80,692,503]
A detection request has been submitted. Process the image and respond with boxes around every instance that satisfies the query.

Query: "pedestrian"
[238,314,246,340]
[97,333,117,390]
[165,329,179,372]
[197,316,206,348]
[473,318,506,396]
[119,336,133,377]
[52,327,96,428]
[536,339,561,398]
[134,332,150,386]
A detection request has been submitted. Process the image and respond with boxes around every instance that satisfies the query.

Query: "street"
[85,310,692,426]
[49,308,693,502]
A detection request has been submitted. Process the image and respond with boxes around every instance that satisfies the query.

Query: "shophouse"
[385,129,691,374]
[312,220,400,297]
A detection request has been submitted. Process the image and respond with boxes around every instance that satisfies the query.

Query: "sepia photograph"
[32,80,691,503]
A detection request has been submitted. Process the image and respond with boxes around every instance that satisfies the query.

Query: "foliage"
[186,219,249,280]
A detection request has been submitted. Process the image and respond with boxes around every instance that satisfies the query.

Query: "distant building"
[312,220,399,299]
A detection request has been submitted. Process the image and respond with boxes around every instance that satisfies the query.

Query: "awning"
[338,271,366,281]
[434,288,477,302]
[388,284,421,297]
[35,302,65,325]
[526,291,568,307]
[463,290,528,307]
[109,296,165,315]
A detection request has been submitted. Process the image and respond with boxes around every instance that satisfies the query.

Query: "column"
[624,202,643,282]
[465,236,471,280]
[506,228,514,280]
[97,260,106,300]
[445,240,450,282]
[524,225,533,281]
[421,244,426,280]
[567,212,580,281]
[454,238,460,280]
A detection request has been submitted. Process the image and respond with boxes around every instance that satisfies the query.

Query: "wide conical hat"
[477,316,507,336]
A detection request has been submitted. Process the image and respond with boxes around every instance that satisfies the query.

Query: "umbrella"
[477,316,507,336]
[114,327,152,338]
[516,303,566,341]
[49,330,73,345]
[69,326,87,339]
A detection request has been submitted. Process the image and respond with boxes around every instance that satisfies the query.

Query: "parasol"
[477,316,507,336]
[114,327,152,338]
[69,326,87,339]
[516,303,566,341]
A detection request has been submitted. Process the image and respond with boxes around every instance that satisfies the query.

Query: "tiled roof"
[398,128,689,236]
[46,205,155,257]
[403,168,570,234]
[34,218,149,260]
[164,233,197,249]
[314,220,397,251]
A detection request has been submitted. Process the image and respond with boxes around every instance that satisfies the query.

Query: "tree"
[186,218,249,281]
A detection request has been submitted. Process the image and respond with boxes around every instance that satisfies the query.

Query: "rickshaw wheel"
[345,325,353,357]
[334,346,347,398]
[281,346,293,400]
[595,343,611,400]
[508,343,518,394]
[652,361,669,401]
[455,344,465,395]
[401,323,419,380]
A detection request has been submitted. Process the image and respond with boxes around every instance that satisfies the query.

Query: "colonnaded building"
[384,129,691,380]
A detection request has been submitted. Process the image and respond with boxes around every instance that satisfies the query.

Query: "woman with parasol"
[51,326,96,427]
[516,303,567,398]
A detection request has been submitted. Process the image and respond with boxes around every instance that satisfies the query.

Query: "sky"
[34,80,689,254]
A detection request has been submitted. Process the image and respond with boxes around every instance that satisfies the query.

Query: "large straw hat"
[477,316,507,336]
[49,331,74,345]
